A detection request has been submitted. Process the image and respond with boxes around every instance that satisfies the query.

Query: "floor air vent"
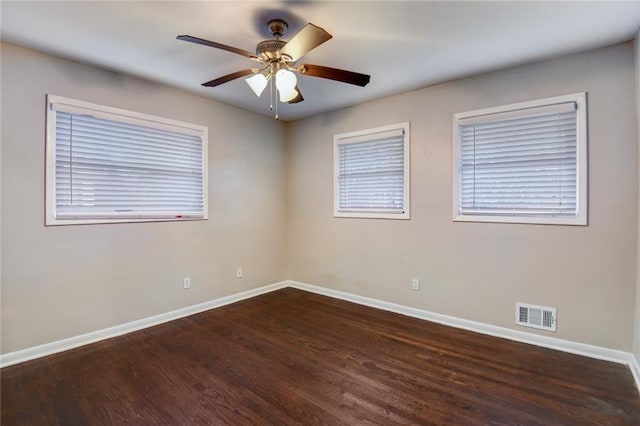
[515,303,556,332]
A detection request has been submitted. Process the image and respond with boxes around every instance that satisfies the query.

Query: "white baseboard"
[630,353,640,390]
[0,281,288,368]
[286,280,639,386]
[3,278,640,394]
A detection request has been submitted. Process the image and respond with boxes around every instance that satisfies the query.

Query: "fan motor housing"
[256,39,289,62]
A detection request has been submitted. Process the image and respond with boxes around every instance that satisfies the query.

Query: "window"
[334,122,410,219]
[453,93,587,225]
[46,95,208,225]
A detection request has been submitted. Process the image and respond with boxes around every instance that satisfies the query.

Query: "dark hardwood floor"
[2,288,640,425]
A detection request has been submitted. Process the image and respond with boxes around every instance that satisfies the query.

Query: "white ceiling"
[2,1,639,121]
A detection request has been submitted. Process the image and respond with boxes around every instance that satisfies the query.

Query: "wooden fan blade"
[177,35,258,60]
[288,86,304,104]
[202,69,256,87]
[298,64,370,87]
[280,23,332,62]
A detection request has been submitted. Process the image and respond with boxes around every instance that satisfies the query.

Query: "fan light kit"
[178,19,371,119]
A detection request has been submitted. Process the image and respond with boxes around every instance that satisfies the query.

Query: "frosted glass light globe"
[275,69,297,92]
[245,73,268,97]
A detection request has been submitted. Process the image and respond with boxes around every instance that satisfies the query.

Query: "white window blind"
[453,93,587,225]
[334,123,410,219]
[46,95,208,225]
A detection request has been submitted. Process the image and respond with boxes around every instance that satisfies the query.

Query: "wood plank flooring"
[2,288,640,425]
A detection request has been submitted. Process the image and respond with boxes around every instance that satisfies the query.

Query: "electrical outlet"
[236,267,243,279]
[411,278,420,291]
[183,277,191,289]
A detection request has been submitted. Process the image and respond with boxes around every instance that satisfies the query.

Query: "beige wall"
[286,43,638,351]
[1,43,287,353]
[2,41,639,356]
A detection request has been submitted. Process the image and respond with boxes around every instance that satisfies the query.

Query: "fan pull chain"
[269,75,278,120]
[269,76,273,112]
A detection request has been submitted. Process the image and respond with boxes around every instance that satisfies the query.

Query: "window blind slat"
[458,101,579,218]
[335,124,408,215]
[56,118,201,151]
[54,108,205,220]
[457,102,576,126]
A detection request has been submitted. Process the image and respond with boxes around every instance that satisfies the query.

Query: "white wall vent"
[515,303,556,332]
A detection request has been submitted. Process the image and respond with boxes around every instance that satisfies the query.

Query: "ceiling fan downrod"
[267,19,288,38]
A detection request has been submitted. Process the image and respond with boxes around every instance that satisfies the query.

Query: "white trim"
[455,93,581,122]
[452,92,588,226]
[3,279,639,394]
[0,281,288,368]
[286,280,637,373]
[48,95,208,135]
[453,214,587,226]
[45,94,209,226]
[629,353,640,392]
[334,122,410,220]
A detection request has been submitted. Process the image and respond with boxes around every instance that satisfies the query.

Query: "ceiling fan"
[177,19,370,117]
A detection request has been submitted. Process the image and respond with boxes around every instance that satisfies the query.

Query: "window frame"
[45,94,209,226]
[452,93,588,226]
[333,122,410,220]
